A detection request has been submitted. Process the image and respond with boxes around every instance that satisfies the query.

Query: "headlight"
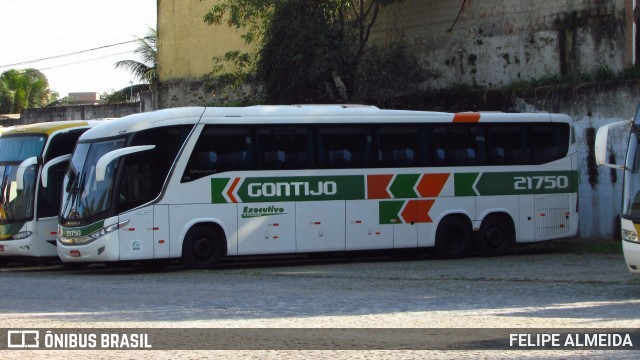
[89,220,129,240]
[9,231,32,240]
[622,229,639,243]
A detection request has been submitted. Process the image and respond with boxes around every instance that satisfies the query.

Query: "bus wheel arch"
[475,212,515,257]
[434,214,473,259]
[181,222,227,269]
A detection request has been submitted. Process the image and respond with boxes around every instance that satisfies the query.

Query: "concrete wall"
[155,0,633,106]
[16,102,142,125]
[7,92,154,125]
[375,0,629,89]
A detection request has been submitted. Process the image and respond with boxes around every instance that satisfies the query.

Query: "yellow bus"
[0,121,106,264]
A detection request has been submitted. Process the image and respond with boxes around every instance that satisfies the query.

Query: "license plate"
[0,245,4,251]
[70,250,81,257]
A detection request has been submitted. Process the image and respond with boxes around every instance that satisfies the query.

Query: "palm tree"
[115,27,158,85]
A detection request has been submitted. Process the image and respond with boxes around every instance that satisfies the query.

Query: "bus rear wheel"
[434,216,472,259]
[475,215,513,257]
[182,225,223,269]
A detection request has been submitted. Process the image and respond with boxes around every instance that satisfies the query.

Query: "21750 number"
[513,175,569,190]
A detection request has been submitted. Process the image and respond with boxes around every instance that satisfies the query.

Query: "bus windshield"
[0,135,46,162]
[60,138,126,223]
[623,131,640,220]
[0,164,37,224]
[0,135,46,224]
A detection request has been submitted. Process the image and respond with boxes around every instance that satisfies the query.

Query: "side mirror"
[595,120,631,170]
[95,145,155,182]
[41,154,71,188]
[16,157,40,191]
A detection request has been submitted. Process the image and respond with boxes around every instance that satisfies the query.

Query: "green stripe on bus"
[211,178,231,204]
[212,175,365,203]
[454,170,579,196]
[388,174,420,198]
[60,220,105,237]
[379,201,404,224]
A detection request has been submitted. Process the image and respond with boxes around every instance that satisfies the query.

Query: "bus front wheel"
[434,216,472,259]
[475,215,513,257]
[182,225,223,269]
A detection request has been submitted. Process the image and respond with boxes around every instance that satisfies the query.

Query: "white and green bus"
[0,121,106,264]
[596,104,640,274]
[57,106,578,268]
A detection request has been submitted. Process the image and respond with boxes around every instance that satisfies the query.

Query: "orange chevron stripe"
[401,199,435,223]
[227,177,241,203]
[416,173,450,197]
[367,174,393,199]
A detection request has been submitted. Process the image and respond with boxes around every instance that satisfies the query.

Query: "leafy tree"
[257,0,337,103]
[202,0,426,104]
[115,27,158,86]
[0,80,13,114]
[0,68,52,113]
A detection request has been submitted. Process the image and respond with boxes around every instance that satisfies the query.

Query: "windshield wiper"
[61,171,83,219]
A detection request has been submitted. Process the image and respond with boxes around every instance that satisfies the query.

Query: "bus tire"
[434,216,472,259]
[182,225,223,269]
[475,214,513,257]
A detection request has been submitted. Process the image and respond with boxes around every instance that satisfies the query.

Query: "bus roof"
[1,120,105,137]
[78,105,571,141]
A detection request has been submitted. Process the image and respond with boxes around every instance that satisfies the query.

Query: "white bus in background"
[57,106,579,268]
[596,104,640,274]
[0,121,106,265]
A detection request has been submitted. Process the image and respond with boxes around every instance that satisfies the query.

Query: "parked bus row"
[2,106,580,269]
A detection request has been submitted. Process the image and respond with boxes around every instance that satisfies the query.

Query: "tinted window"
[532,124,569,163]
[119,125,192,212]
[318,127,370,168]
[431,125,483,166]
[182,126,252,182]
[376,126,421,167]
[256,126,311,170]
[487,125,529,164]
[38,130,86,218]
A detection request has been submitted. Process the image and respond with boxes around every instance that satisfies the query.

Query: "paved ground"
[0,245,639,359]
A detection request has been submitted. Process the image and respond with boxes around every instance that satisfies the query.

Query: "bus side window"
[487,125,529,165]
[431,125,481,166]
[256,126,310,170]
[376,126,421,167]
[532,124,569,163]
[119,125,192,212]
[38,130,85,219]
[182,126,252,182]
[318,127,370,168]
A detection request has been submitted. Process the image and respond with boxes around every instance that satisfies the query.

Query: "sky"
[0,0,157,98]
